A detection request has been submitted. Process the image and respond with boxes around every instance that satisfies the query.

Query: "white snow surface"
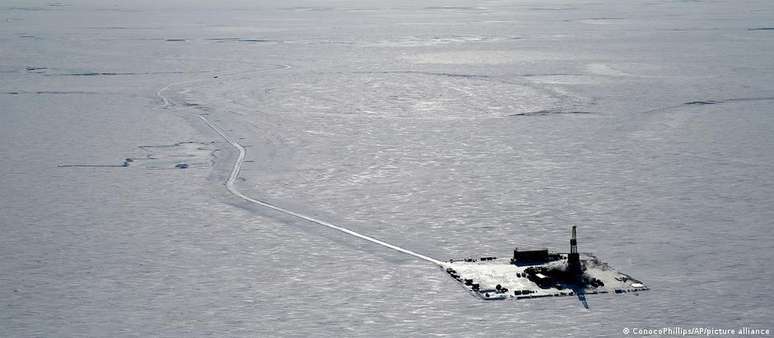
[2,0,774,336]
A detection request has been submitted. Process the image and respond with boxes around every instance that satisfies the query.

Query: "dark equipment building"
[511,248,549,265]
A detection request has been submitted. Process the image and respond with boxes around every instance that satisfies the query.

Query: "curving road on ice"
[157,67,445,267]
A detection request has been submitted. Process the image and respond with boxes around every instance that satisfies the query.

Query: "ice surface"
[2,0,774,336]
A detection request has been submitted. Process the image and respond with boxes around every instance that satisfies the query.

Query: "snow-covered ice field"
[2,0,774,336]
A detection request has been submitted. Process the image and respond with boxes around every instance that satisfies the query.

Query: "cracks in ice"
[518,96,774,118]
[642,96,774,114]
[683,96,774,105]
[3,90,111,95]
[46,71,203,77]
[57,142,216,170]
[509,110,596,117]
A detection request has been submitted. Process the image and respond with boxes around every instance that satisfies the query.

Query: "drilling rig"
[567,225,583,276]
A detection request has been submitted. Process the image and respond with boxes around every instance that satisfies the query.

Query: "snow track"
[158,68,444,267]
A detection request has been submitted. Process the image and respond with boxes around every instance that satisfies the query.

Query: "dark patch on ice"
[684,100,720,105]
[18,34,42,40]
[642,96,774,114]
[683,97,774,106]
[748,27,774,31]
[206,37,241,41]
[510,110,595,117]
[59,143,214,170]
[165,39,187,42]
[25,66,47,72]
[3,90,107,95]
[239,38,281,43]
[47,71,188,77]
[135,142,215,170]
[58,160,130,168]
[182,102,211,113]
